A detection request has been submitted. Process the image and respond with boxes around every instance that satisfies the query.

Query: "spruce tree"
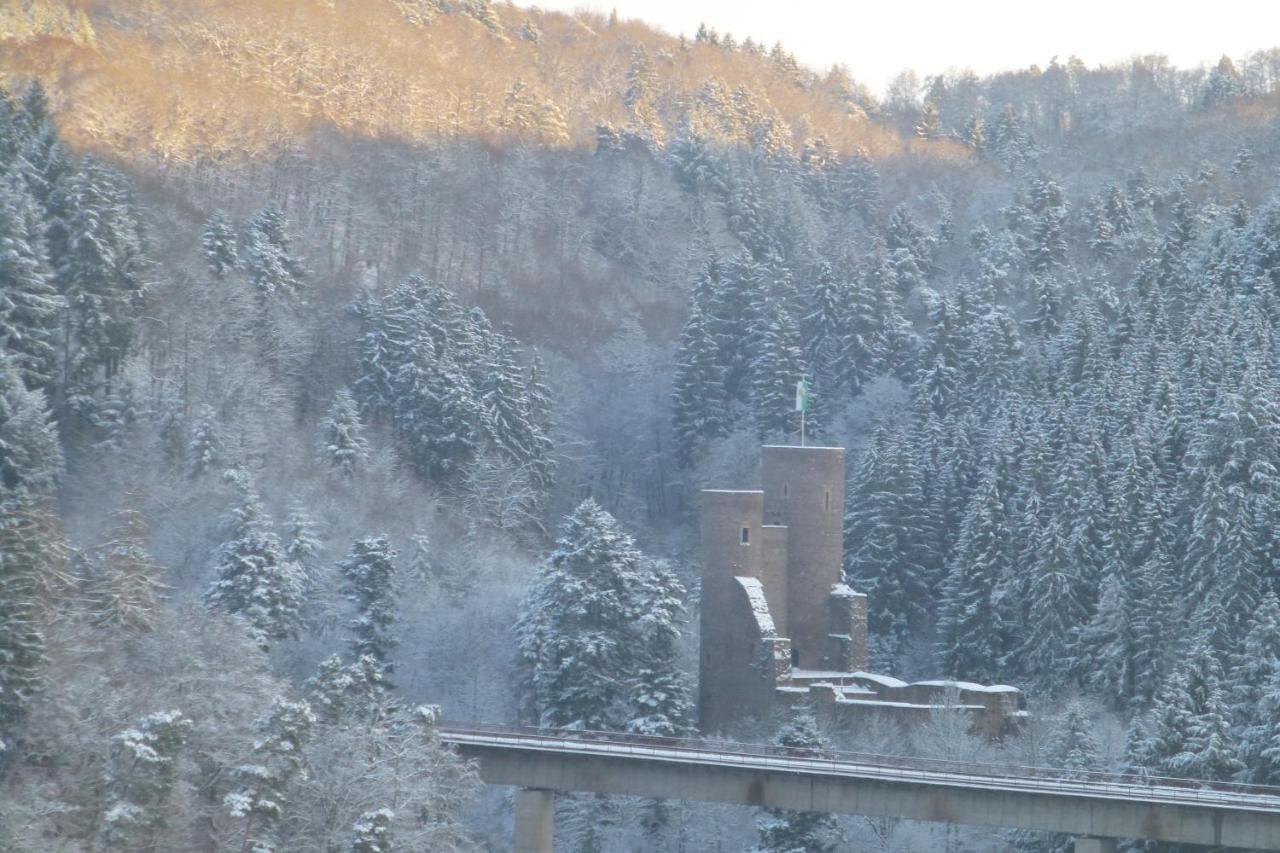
[0,176,59,391]
[242,205,304,301]
[938,468,1008,682]
[672,300,728,468]
[99,710,192,850]
[321,388,368,477]
[224,699,316,853]
[1017,518,1088,688]
[754,707,838,853]
[845,426,932,660]
[201,212,239,279]
[516,499,650,730]
[339,537,399,672]
[627,559,694,737]
[205,477,306,649]
[350,809,395,853]
[50,158,147,404]
[186,405,222,479]
[749,299,805,440]
[0,355,63,761]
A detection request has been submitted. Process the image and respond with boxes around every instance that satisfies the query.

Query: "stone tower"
[760,445,845,669]
[698,445,857,732]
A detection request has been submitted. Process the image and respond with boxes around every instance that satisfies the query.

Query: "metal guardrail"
[439,721,1280,810]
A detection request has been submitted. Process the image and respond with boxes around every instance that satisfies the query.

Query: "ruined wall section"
[829,584,869,672]
[699,490,770,732]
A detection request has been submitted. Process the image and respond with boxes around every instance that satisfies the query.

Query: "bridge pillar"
[1074,838,1117,853]
[514,788,554,853]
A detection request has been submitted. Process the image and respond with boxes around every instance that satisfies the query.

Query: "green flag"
[795,378,809,414]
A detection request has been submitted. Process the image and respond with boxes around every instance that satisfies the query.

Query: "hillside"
[4,2,1280,850]
[0,0,903,163]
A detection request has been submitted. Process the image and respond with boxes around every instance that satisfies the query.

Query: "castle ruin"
[699,444,1021,737]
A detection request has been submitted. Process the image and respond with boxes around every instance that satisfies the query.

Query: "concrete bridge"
[440,723,1280,853]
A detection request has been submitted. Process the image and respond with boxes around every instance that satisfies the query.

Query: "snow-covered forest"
[5,0,1280,850]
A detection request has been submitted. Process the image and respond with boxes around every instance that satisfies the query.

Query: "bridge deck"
[440,723,1280,850]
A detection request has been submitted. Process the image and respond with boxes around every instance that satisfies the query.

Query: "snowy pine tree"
[99,710,192,850]
[517,500,656,730]
[939,467,1008,682]
[340,537,399,671]
[350,808,394,853]
[224,698,316,853]
[205,477,306,649]
[0,176,59,391]
[201,212,239,279]
[242,205,305,301]
[320,388,368,477]
[754,707,838,853]
[672,300,728,468]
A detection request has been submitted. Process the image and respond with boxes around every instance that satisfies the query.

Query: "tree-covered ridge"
[0,0,900,162]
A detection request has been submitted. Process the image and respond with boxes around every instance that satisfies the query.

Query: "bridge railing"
[439,721,1280,806]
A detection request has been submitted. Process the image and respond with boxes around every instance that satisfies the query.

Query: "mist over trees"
[4,1,1280,849]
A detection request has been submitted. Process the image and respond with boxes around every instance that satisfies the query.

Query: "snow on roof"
[791,669,861,679]
[849,672,910,689]
[838,684,877,696]
[830,583,865,598]
[776,684,877,697]
[838,698,986,710]
[702,489,764,494]
[734,576,776,637]
[912,680,1021,694]
[760,445,845,451]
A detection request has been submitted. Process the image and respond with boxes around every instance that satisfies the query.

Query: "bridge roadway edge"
[449,740,1280,850]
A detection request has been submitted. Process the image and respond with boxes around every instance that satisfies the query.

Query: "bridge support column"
[1074,838,1117,853]
[514,788,554,853]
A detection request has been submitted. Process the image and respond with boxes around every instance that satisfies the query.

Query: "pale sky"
[524,0,1280,94]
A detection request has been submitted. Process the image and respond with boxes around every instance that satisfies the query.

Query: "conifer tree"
[0,176,59,391]
[1232,594,1280,779]
[627,559,693,737]
[339,537,399,672]
[224,699,316,853]
[306,653,387,724]
[1017,518,1089,686]
[242,205,304,301]
[845,426,932,659]
[50,158,147,405]
[201,212,239,279]
[749,299,805,440]
[283,504,322,581]
[672,301,728,467]
[205,476,306,649]
[754,707,838,853]
[517,500,656,730]
[99,710,192,850]
[938,468,1008,682]
[350,808,394,853]
[321,388,368,477]
[186,405,222,478]
[1134,639,1244,783]
[0,355,63,761]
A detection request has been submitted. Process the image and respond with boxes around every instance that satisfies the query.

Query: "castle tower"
[760,445,845,670]
[698,490,765,728]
